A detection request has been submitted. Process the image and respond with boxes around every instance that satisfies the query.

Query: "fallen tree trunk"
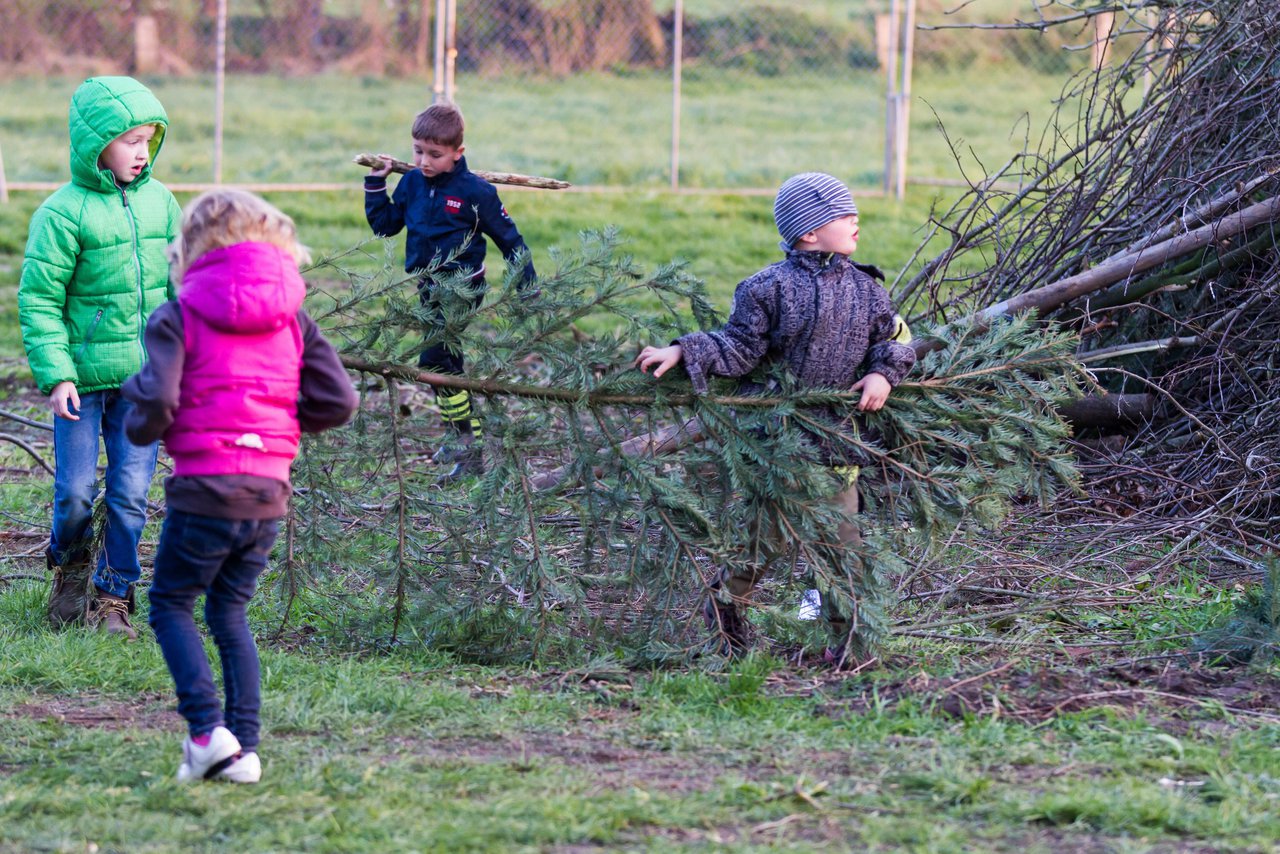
[352,153,572,190]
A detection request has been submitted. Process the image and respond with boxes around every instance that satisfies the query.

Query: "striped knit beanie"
[773,172,858,246]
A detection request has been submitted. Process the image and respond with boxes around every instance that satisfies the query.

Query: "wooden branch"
[340,355,855,409]
[1120,166,1280,256]
[1058,393,1154,429]
[353,153,571,190]
[0,408,53,432]
[978,195,1280,325]
[0,433,55,476]
[913,195,1280,358]
[1077,337,1201,364]
[1087,229,1277,314]
[529,417,704,491]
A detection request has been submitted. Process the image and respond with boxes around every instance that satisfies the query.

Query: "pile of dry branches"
[901,0,1280,560]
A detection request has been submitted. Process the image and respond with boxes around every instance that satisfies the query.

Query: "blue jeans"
[50,389,158,597]
[148,510,279,751]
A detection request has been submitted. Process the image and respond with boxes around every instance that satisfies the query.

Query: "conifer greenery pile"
[281,230,1089,663]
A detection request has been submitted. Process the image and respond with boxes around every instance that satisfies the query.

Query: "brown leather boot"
[47,554,93,628]
[92,592,138,641]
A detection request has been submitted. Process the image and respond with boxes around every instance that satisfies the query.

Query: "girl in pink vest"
[123,189,359,784]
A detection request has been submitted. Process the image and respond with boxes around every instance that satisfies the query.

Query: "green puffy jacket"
[19,76,182,395]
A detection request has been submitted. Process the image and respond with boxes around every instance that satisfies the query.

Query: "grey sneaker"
[431,435,474,466]
[436,446,485,485]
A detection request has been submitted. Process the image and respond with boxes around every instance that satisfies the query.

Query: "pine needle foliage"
[1193,556,1280,666]
[282,231,1087,663]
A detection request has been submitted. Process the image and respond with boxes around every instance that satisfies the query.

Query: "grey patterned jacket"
[678,249,915,393]
[676,249,916,465]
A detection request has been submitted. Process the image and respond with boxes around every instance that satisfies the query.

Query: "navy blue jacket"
[364,156,536,290]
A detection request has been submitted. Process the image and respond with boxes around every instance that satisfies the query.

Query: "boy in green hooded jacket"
[19,76,182,638]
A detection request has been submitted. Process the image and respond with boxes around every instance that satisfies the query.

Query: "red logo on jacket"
[444,196,465,214]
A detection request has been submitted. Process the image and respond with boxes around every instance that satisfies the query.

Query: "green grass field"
[0,67,1067,188]
[0,63,1062,358]
[3,63,1277,852]
[1,582,1277,852]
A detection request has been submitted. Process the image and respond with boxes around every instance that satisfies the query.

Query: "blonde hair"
[169,189,310,284]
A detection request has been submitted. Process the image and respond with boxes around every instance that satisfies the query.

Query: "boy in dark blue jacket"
[365,102,536,481]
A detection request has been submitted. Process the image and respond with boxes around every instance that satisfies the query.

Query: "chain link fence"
[0,1,1116,194]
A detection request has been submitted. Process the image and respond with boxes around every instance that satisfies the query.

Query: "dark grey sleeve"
[296,310,360,433]
[863,288,916,387]
[122,302,185,446]
[676,276,776,393]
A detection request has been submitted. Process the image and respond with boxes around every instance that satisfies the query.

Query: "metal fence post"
[895,0,917,200]
[213,0,227,184]
[883,0,900,195]
[433,0,446,103]
[445,0,457,102]
[670,0,683,190]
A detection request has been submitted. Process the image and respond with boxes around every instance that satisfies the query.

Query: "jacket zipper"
[74,308,105,361]
[121,187,147,362]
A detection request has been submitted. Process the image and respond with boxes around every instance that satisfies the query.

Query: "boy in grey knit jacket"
[636,172,915,666]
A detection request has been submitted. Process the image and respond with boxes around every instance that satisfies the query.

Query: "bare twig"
[0,433,55,476]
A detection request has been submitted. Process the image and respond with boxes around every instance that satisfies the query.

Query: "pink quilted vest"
[164,242,305,482]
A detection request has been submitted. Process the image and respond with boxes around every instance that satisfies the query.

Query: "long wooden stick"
[353,153,571,190]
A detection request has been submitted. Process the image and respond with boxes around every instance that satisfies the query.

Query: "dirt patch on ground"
[382,730,714,795]
[7,691,181,732]
[818,658,1280,728]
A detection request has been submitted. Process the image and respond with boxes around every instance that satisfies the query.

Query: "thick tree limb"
[976,195,1280,327]
[910,195,1280,366]
[352,153,571,190]
[1057,394,1155,430]
[341,355,857,409]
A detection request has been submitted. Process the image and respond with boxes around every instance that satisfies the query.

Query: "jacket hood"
[69,76,169,193]
[179,243,306,334]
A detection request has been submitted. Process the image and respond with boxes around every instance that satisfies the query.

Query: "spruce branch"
[288,228,1086,661]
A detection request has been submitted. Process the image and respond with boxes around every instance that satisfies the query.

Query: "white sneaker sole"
[176,726,242,782]
[215,752,261,784]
